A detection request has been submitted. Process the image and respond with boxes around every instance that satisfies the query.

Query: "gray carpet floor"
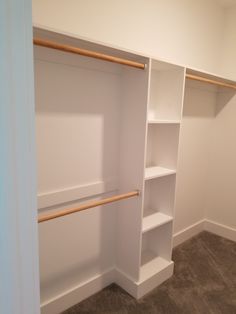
[63,231,236,314]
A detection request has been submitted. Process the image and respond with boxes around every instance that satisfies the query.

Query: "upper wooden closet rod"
[186,73,236,90]
[38,190,139,223]
[33,38,145,70]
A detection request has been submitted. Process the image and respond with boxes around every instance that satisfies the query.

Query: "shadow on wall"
[35,46,121,304]
[183,79,236,118]
[216,89,236,115]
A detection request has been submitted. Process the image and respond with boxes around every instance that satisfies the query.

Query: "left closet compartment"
[34,28,149,312]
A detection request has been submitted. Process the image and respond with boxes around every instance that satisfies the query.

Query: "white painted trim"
[41,269,115,314]
[115,268,139,298]
[173,220,205,247]
[38,179,118,209]
[0,0,40,313]
[204,219,236,242]
[173,219,236,248]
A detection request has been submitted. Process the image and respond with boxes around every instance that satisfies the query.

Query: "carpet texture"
[62,231,236,314]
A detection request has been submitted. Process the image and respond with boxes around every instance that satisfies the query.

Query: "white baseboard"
[41,264,174,314]
[115,262,174,299]
[114,268,139,298]
[136,261,174,299]
[40,269,115,314]
[173,219,205,247]
[173,219,236,248]
[204,219,236,242]
[40,220,236,314]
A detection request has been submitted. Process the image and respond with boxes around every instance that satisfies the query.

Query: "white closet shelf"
[148,119,181,124]
[140,250,171,282]
[142,211,173,233]
[145,166,176,180]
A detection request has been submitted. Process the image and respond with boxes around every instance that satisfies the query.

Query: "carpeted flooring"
[63,231,236,314]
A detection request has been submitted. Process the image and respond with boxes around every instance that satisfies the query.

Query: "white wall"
[175,79,236,237]
[174,81,216,234]
[220,6,236,80]
[205,90,236,230]
[32,0,225,75]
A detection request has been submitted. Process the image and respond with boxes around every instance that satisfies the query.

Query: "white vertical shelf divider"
[115,60,150,290]
[136,59,186,298]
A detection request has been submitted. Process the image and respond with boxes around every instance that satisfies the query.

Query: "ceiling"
[217,0,236,7]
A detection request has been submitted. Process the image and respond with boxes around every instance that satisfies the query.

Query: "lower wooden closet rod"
[38,190,140,223]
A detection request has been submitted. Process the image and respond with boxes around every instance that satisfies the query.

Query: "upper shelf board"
[34,38,146,70]
[186,69,236,90]
[33,27,148,70]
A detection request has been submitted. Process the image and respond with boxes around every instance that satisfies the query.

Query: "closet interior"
[34,28,236,313]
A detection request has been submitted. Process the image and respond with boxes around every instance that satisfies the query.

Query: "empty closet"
[34,28,236,314]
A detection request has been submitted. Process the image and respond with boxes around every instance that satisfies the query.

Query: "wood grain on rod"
[186,74,236,90]
[33,38,145,70]
[38,190,139,223]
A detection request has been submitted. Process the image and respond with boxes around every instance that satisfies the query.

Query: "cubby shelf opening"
[145,166,176,180]
[142,211,173,233]
[140,251,171,282]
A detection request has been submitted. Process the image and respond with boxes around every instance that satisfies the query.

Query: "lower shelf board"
[145,166,176,180]
[140,250,172,282]
[148,119,181,124]
[142,211,173,233]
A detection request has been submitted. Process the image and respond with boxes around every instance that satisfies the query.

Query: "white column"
[0,0,40,313]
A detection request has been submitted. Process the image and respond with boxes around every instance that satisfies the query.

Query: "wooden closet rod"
[38,190,139,223]
[33,38,145,70]
[186,74,236,90]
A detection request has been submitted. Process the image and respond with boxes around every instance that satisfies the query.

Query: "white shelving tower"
[137,59,186,297]
[35,27,188,309]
